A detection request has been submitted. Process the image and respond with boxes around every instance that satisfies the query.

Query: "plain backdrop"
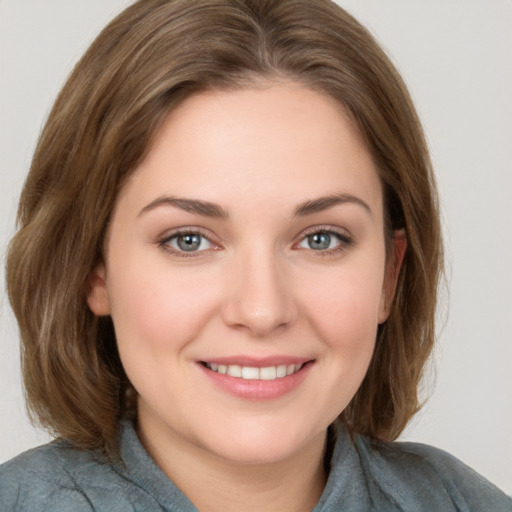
[1,0,511,493]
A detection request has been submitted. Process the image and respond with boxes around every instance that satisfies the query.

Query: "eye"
[297,229,352,252]
[162,231,213,253]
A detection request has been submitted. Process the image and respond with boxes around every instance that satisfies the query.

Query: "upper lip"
[199,356,314,367]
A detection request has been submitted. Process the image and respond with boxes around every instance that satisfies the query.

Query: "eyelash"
[295,226,354,256]
[158,228,218,258]
[157,226,354,258]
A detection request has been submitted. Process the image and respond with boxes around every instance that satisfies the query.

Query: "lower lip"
[198,362,313,400]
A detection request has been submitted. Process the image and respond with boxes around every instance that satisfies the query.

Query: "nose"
[221,247,298,338]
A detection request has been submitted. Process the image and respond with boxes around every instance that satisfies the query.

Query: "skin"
[88,81,405,512]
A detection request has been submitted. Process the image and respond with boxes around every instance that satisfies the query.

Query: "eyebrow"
[138,196,229,218]
[138,192,371,219]
[293,193,372,217]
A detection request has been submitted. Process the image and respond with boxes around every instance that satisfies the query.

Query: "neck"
[137,417,328,512]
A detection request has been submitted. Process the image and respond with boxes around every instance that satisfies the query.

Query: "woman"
[1,0,510,510]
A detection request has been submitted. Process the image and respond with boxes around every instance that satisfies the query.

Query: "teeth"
[227,365,242,378]
[260,366,277,380]
[205,362,304,380]
[241,366,259,379]
[276,365,287,378]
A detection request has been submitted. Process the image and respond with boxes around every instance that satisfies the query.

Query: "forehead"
[116,82,383,217]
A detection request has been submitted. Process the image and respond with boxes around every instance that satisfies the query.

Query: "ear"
[378,229,407,324]
[86,263,111,316]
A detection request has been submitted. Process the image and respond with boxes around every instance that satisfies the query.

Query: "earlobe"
[86,263,111,316]
[378,230,407,323]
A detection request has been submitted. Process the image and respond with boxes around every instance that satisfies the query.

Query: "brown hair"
[6,0,443,455]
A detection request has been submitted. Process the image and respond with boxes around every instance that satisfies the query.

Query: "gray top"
[1,421,510,511]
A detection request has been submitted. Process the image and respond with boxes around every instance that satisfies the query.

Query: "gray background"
[1,0,511,492]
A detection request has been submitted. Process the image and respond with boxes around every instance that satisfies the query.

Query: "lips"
[198,357,314,400]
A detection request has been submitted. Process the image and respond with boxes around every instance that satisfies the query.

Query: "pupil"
[178,234,200,251]
[309,232,330,250]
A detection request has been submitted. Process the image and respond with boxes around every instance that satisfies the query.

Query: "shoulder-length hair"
[6,0,443,455]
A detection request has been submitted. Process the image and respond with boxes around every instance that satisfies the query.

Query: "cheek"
[291,260,385,423]
[299,260,385,349]
[107,257,219,356]
[106,259,223,407]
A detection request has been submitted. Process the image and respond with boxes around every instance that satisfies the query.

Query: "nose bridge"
[222,242,296,337]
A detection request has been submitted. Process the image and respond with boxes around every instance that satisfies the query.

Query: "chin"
[197,422,325,466]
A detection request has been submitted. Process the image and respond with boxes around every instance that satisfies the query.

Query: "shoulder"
[0,440,147,512]
[355,435,512,511]
[0,440,94,511]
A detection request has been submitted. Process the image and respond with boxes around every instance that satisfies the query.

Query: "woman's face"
[88,82,402,465]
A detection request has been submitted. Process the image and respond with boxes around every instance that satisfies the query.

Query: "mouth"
[200,361,308,381]
[198,358,314,400]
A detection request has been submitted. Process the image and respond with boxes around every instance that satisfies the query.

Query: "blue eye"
[164,232,213,252]
[297,230,349,251]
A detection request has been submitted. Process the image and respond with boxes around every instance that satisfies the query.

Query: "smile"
[202,362,304,381]
[199,358,314,400]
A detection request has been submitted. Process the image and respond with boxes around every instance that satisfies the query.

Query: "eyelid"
[293,225,354,253]
[156,224,354,257]
[157,227,221,257]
